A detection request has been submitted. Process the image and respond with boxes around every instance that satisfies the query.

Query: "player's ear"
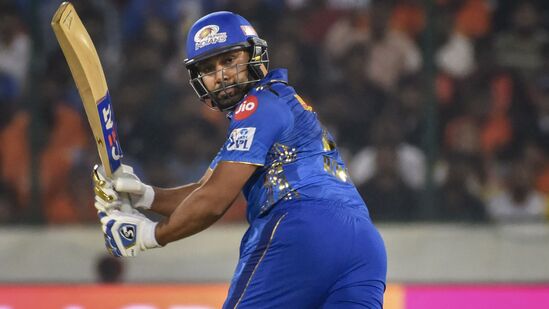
[244,50,252,60]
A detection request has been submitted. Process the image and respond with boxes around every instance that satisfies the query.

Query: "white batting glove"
[93,164,155,210]
[112,164,155,210]
[99,210,161,257]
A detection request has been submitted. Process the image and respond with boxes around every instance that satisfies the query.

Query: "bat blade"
[51,2,122,177]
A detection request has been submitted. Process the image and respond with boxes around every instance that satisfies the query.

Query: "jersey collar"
[257,68,288,86]
[226,68,288,119]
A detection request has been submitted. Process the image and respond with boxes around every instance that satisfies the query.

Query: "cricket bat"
[51,2,123,177]
[52,2,134,211]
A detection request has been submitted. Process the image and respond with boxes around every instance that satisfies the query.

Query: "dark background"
[1,0,549,225]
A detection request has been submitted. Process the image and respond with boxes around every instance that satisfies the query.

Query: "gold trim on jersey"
[322,129,336,152]
[294,94,313,111]
[323,155,350,183]
[222,160,264,167]
[262,143,299,212]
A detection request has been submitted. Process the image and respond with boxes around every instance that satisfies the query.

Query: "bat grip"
[119,192,134,213]
[111,166,132,213]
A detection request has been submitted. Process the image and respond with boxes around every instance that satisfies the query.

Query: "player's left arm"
[154,161,256,245]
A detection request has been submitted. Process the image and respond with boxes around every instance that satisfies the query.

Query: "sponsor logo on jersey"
[98,93,123,172]
[234,95,258,120]
[227,127,256,151]
[194,25,227,50]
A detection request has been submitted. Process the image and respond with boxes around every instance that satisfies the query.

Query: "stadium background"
[1,0,549,308]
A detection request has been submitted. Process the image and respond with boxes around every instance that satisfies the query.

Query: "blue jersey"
[210,69,368,222]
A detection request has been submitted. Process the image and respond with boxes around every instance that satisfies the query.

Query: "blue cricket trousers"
[223,199,387,308]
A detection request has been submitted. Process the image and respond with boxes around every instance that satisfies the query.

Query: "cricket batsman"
[94,11,387,308]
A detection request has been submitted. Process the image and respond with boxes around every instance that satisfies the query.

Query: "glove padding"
[99,210,161,257]
[93,164,154,211]
[114,165,155,210]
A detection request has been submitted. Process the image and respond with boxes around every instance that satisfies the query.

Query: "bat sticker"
[98,92,123,171]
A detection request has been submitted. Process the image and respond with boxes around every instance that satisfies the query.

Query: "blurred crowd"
[1,0,549,225]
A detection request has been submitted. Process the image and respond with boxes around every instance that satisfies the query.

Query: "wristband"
[141,221,161,249]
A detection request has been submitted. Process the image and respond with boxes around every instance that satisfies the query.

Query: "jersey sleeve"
[216,93,292,166]
[208,146,223,170]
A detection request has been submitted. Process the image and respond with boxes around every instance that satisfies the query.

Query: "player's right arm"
[148,168,213,216]
[94,165,214,217]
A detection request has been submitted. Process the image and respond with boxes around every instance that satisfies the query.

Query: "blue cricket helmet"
[184,11,269,111]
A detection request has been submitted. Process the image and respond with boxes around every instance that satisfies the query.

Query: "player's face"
[196,49,251,109]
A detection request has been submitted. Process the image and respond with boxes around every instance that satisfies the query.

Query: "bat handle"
[111,165,134,213]
[119,192,134,213]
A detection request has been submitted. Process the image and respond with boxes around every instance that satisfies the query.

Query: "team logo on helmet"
[194,25,227,50]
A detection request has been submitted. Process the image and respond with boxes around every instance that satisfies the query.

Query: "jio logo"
[235,95,259,120]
